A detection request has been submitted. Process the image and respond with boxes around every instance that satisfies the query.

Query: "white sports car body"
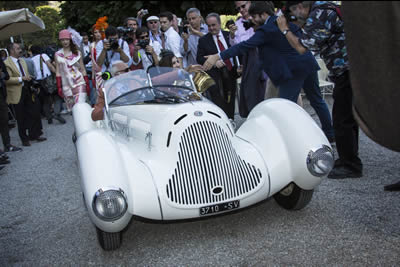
[73,67,334,250]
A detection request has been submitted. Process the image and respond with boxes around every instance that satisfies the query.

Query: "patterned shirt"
[299,1,348,78]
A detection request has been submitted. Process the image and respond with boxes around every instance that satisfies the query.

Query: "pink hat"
[59,29,71,40]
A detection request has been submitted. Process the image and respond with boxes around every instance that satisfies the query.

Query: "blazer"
[4,57,29,104]
[197,31,238,82]
[220,15,320,87]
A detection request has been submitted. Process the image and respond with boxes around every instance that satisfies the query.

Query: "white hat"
[146,16,159,22]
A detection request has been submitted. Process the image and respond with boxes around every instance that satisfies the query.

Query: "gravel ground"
[1,96,399,266]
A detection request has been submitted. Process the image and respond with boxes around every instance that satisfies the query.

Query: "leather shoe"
[384,181,400,191]
[30,136,47,142]
[5,145,22,152]
[0,158,10,165]
[328,166,362,179]
[54,114,66,124]
[22,141,31,147]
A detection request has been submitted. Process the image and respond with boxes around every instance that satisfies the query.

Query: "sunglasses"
[139,35,149,39]
[236,3,247,12]
[148,21,158,25]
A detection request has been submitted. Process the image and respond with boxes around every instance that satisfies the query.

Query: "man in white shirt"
[30,45,65,124]
[96,26,131,73]
[180,8,208,68]
[159,11,183,68]
[131,27,161,71]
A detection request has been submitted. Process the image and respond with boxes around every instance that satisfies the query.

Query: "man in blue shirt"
[277,1,363,179]
[203,1,334,142]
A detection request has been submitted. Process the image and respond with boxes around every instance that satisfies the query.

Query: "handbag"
[39,55,56,94]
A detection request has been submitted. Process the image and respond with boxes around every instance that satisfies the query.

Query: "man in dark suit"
[4,43,46,147]
[0,57,22,153]
[197,13,239,119]
[203,2,320,106]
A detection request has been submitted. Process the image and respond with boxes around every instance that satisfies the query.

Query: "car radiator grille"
[166,120,263,205]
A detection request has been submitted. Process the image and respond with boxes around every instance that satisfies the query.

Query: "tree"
[60,1,239,34]
[21,5,65,48]
[0,1,48,13]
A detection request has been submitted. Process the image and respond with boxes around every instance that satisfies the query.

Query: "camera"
[283,8,298,22]
[142,9,149,16]
[101,71,112,81]
[27,79,41,94]
[225,19,235,29]
[138,39,150,49]
[182,20,189,33]
[117,26,134,44]
[242,20,255,31]
[108,38,119,50]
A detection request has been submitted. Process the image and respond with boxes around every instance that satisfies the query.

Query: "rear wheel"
[273,183,314,210]
[96,227,122,251]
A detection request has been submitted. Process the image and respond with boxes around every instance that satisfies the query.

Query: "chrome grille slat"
[167,121,263,205]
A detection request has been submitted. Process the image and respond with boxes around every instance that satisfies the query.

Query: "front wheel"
[96,227,122,251]
[273,183,314,210]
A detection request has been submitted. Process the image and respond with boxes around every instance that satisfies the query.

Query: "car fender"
[237,99,331,192]
[76,129,162,232]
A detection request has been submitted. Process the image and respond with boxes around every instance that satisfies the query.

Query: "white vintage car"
[72,67,334,250]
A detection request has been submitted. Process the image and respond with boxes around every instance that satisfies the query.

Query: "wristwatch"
[282,29,290,35]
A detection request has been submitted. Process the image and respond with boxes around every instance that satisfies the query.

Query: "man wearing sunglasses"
[131,27,161,71]
[146,16,162,45]
[228,1,267,118]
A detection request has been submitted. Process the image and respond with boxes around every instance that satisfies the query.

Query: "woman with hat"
[55,29,90,111]
[91,17,108,100]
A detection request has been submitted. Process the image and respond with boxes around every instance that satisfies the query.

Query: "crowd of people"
[2,1,387,188]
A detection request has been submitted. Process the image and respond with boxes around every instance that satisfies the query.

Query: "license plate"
[199,200,240,216]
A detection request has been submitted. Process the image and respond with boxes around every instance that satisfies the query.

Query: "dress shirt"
[131,39,161,71]
[164,26,182,58]
[213,31,234,66]
[180,24,208,67]
[149,30,162,45]
[10,56,23,83]
[32,54,51,80]
[96,38,131,72]
[229,17,255,45]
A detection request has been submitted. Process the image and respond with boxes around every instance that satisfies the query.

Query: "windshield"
[106,67,201,106]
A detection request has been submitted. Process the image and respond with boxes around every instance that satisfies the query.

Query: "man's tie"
[161,33,166,49]
[17,59,26,77]
[216,35,233,71]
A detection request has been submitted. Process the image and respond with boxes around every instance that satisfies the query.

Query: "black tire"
[273,183,314,210]
[96,227,122,251]
[72,132,77,144]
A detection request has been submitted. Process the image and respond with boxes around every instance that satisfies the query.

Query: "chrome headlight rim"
[306,145,334,177]
[92,187,128,222]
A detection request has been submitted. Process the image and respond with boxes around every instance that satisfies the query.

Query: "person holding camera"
[4,43,46,147]
[180,8,208,68]
[131,27,161,71]
[79,32,96,106]
[30,45,65,125]
[226,1,267,118]
[96,26,131,73]
[277,1,363,179]
[0,56,22,152]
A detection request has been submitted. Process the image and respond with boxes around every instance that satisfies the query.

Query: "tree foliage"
[23,5,65,47]
[60,1,239,33]
[0,1,48,13]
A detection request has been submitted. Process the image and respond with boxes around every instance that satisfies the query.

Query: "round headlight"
[306,145,334,177]
[92,189,128,221]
